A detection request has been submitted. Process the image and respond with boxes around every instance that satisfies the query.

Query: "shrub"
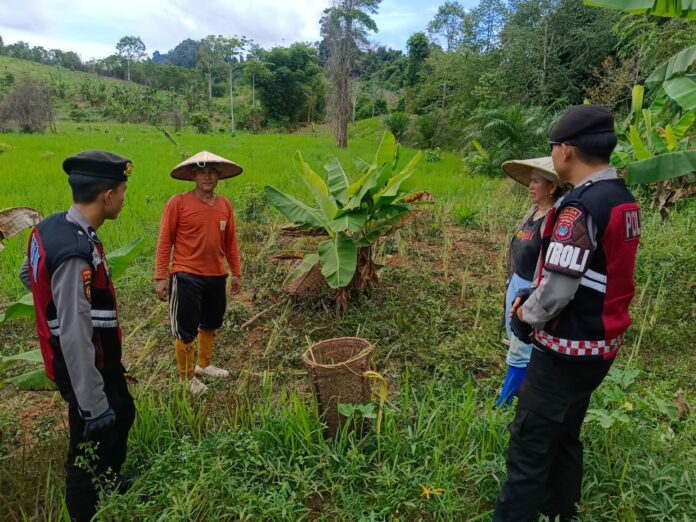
[189,112,212,134]
[69,108,87,122]
[382,112,410,143]
[0,77,54,133]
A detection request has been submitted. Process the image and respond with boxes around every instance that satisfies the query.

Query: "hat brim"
[170,150,243,181]
[501,157,559,187]
[170,162,243,181]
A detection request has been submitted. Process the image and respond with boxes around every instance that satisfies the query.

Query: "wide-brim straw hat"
[501,157,559,187]
[170,150,243,181]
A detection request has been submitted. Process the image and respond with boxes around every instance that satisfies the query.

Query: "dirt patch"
[305,491,335,521]
[10,391,64,446]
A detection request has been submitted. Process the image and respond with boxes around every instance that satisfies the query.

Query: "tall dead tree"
[320,0,381,148]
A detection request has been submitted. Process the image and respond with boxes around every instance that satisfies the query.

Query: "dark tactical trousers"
[57,372,135,522]
[493,348,613,522]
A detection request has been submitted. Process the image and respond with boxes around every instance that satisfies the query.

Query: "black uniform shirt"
[511,214,544,281]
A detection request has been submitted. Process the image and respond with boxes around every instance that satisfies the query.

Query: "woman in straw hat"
[495,157,568,408]
[155,151,243,396]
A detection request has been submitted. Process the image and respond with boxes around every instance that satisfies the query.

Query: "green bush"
[69,108,87,122]
[382,112,410,143]
[189,112,212,134]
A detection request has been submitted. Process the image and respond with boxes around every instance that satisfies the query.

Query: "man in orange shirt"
[155,151,242,395]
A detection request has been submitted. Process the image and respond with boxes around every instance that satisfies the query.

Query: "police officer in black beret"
[20,150,136,522]
[493,105,641,521]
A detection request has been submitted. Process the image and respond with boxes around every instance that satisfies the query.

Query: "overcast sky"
[0,0,479,61]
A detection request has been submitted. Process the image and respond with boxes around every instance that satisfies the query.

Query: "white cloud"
[0,0,462,58]
[0,0,332,58]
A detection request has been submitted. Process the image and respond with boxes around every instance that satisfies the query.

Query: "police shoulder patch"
[554,206,583,241]
[81,267,92,302]
[623,208,641,240]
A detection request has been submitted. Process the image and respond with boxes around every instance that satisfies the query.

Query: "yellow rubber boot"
[175,339,194,381]
[197,330,216,368]
[195,330,229,378]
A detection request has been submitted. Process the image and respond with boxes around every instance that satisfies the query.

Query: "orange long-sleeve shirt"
[155,192,241,280]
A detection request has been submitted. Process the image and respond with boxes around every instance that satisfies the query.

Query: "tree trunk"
[336,53,350,147]
[335,246,379,313]
[335,17,352,148]
[229,66,235,133]
[207,61,213,100]
[541,18,548,102]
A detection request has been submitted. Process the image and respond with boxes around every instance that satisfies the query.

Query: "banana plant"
[0,238,145,390]
[613,84,696,184]
[264,131,430,303]
[589,0,696,215]
[584,1,696,19]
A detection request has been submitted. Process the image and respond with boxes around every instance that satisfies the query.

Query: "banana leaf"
[107,238,145,281]
[373,151,423,207]
[370,131,397,174]
[352,156,371,174]
[264,185,327,229]
[317,234,358,288]
[627,150,696,184]
[330,210,369,233]
[632,85,645,124]
[4,369,55,391]
[611,149,633,168]
[0,349,43,365]
[0,292,35,324]
[649,88,669,116]
[294,151,338,222]
[585,1,696,19]
[370,131,401,195]
[649,129,669,155]
[344,166,383,211]
[324,158,349,205]
[374,204,411,223]
[646,44,696,89]
[664,125,678,151]
[673,110,696,139]
[630,125,653,160]
[663,75,696,111]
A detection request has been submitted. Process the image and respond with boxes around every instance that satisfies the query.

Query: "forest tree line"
[1,0,695,174]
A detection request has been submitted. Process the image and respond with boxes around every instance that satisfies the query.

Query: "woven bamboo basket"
[303,337,373,436]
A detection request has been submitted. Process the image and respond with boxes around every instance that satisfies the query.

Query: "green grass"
[0,121,694,521]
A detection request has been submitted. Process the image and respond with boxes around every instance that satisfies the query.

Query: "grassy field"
[0,119,694,520]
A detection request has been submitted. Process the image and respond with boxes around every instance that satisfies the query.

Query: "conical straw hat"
[170,150,243,181]
[501,157,559,187]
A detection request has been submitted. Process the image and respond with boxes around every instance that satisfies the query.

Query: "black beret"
[550,104,615,143]
[62,150,133,182]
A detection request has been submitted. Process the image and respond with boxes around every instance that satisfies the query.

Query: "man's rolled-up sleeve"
[52,257,109,420]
